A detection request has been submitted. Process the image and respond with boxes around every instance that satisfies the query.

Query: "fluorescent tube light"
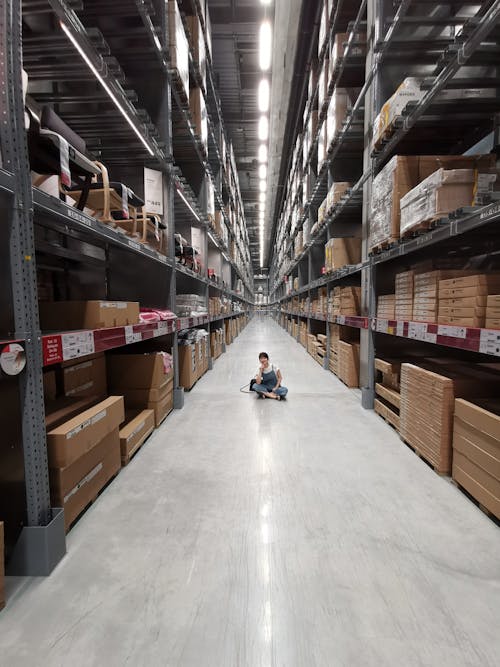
[60,22,154,157]
[258,144,268,163]
[259,192,266,203]
[258,79,270,113]
[259,21,272,71]
[175,186,201,222]
[259,164,267,180]
[207,231,217,245]
[258,115,269,141]
[259,180,267,193]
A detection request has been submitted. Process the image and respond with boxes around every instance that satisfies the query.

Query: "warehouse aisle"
[1,316,500,667]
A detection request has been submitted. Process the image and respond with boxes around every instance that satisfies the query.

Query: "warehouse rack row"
[0,0,254,578]
[269,0,500,524]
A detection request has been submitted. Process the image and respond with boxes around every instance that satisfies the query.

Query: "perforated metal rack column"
[2,0,66,575]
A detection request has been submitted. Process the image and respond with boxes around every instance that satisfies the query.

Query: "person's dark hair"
[259,352,269,360]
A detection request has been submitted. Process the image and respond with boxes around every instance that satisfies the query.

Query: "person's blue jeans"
[253,383,288,397]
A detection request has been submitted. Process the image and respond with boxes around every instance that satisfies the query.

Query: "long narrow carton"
[39,300,140,331]
[108,353,171,390]
[119,410,155,463]
[50,429,121,530]
[47,396,125,468]
[61,354,107,399]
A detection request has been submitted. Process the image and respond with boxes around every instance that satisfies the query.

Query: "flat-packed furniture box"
[452,399,500,519]
[60,353,107,399]
[168,0,189,101]
[337,341,359,387]
[50,428,121,530]
[224,319,232,345]
[413,270,467,322]
[325,237,361,272]
[119,409,155,465]
[326,88,351,148]
[374,358,402,431]
[400,169,476,236]
[439,276,500,328]
[0,522,4,610]
[190,87,208,153]
[47,396,125,468]
[179,342,197,390]
[45,395,102,431]
[377,294,396,320]
[326,181,350,217]
[395,271,414,320]
[330,286,361,317]
[186,14,206,87]
[400,363,500,474]
[486,294,500,329]
[39,300,140,331]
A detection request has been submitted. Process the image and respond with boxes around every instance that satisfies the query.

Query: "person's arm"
[273,369,282,390]
[255,366,263,384]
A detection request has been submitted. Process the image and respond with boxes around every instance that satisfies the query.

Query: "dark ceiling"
[207,0,275,270]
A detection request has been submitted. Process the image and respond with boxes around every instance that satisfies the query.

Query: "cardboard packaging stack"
[299,320,307,348]
[47,396,124,530]
[224,319,232,345]
[337,341,360,388]
[326,181,350,217]
[39,300,140,331]
[294,230,304,258]
[330,32,366,73]
[369,154,496,251]
[438,275,500,328]
[0,522,4,611]
[190,87,208,154]
[486,295,500,329]
[395,271,414,320]
[60,353,107,400]
[452,399,500,520]
[187,14,206,88]
[373,78,423,148]
[400,362,500,474]
[326,88,351,149]
[210,327,224,359]
[325,237,361,272]
[330,286,361,317]
[400,169,476,236]
[377,294,396,320]
[108,352,174,428]
[168,0,189,101]
[413,271,461,322]
[307,333,326,365]
[374,358,401,431]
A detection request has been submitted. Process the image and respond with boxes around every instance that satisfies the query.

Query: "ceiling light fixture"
[259,180,267,193]
[258,144,268,163]
[258,115,269,141]
[259,21,272,71]
[259,164,267,180]
[60,22,154,157]
[259,192,266,203]
[258,79,270,113]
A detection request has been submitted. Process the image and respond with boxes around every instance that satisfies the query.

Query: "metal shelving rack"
[269,0,500,401]
[0,0,253,574]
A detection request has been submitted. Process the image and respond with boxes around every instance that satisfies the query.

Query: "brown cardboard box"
[453,452,500,519]
[45,395,102,431]
[440,274,500,290]
[486,318,500,329]
[61,354,107,399]
[47,396,125,468]
[43,369,57,401]
[487,295,500,307]
[39,301,140,331]
[119,409,155,463]
[186,14,206,85]
[437,315,485,328]
[0,522,4,610]
[439,296,488,308]
[120,379,173,405]
[108,353,172,390]
[332,237,362,269]
[179,343,197,389]
[190,87,208,152]
[50,429,121,530]
[168,0,189,100]
[147,391,173,427]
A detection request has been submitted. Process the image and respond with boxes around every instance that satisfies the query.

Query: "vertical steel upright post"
[3,0,66,574]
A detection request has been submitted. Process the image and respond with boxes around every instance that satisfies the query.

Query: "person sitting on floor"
[252,352,288,401]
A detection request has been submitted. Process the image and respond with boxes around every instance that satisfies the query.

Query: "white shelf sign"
[61,331,95,360]
[479,329,500,357]
[144,167,164,215]
[437,325,467,339]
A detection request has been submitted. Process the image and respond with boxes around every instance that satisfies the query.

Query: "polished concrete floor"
[2,316,500,666]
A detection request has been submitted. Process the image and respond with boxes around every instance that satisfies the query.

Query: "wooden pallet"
[66,470,121,534]
[400,437,449,476]
[369,237,399,255]
[400,216,442,240]
[451,480,500,526]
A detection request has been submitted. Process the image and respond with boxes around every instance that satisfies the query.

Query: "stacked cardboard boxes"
[186,14,206,88]
[413,271,457,322]
[395,271,414,320]
[47,396,124,530]
[299,321,307,347]
[400,362,500,474]
[190,87,208,154]
[439,275,500,328]
[211,327,224,359]
[377,294,395,320]
[108,352,174,428]
[374,358,401,431]
[168,0,189,101]
[337,341,360,388]
[329,286,361,317]
[452,399,500,520]
[486,295,500,329]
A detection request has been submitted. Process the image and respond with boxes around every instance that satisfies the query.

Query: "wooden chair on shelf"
[134,207,167,253]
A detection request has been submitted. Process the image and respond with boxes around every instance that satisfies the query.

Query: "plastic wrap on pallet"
[400,168,475,236]
[326,88,350,148]
[326,181,350,215]
[168,0,189,101]
[369,156,403,250]
[373,78,423,148]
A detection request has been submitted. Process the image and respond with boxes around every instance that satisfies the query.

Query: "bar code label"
[125,326,142,344]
